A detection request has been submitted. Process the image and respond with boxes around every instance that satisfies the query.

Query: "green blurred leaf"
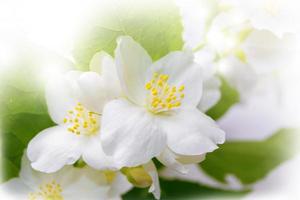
[0,42,70,182]
[206,77,240,120]
[1,113,54,182]
[200,129,298,184]
[123,178,247,200]
[73,0,183,70]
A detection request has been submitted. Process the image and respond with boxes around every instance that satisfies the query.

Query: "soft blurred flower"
[0,154,132,200]
[222,0,300,38]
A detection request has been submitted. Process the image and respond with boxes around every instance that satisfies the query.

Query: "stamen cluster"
[63,103,99,136]
[29,181,63,200]
[145,72,185,114]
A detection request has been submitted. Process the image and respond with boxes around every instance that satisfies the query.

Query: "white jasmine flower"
[0,154,132,200]
[100,36,225,171]
[27,52,121,173]
[222,0,300,38]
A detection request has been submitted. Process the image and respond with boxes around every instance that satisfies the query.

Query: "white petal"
[177,0,219,49]
[218,56,258,101]
[89,51,122,100]
[77,72,107,113]
[101,99,167,168]
[149,51,203,107]
[82,136,118,170]
[160,164,243,191]
[0,178,29,200]
[159,108,225,155]
[242,30,297,74]
[157,148,188,174]
[115,36,152,105]
[63,176,110,200]
[27,126,83,173]
[176,154,206,165]
[143,161,161,200]
[194,48,221,111]
[109,172,133,198]
[226,0,300,38]
[218,86,284,141]
[89,51,108,74]
[46,70,82,124]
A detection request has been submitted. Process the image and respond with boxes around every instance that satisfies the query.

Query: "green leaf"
[73,0,183,70]
[123,178,247,200]
[206,76,240,120]
[0,42,69,182]
[200,129,299,184]
[1,113,54,182]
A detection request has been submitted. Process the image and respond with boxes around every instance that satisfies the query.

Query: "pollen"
[145,72,185,114]
[64,102,100,136]
[28,180,63,200]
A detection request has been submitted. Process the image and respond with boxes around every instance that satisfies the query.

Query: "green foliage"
[206,76,240,120]
[0,43,68,182]
[73,0,183,70]
[200,129,298,184]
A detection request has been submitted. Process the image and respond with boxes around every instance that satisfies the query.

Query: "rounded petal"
[89,51,122,100]
[198,76,221,112]
[143,161,161,200]
[159,108,225,155]
[149,51,203,107]
[242,30,297,74]
[82,136,118,170]
[109,172,133,198]
[218,56,258,101]
[176,154,206,165]
[46,70,82,124]
[27,126,83,173]
[0,178,29,200]
[63,176,109,200]
[77,72,107,113]
[101,99,167,168]
[157,148,188,174]
[177,0,219,49]
[115,36,152,105]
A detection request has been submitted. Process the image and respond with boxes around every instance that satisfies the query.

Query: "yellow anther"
[151,89,158,96]
[158,80,163,87]
[68,111,73,114]
[152,102,159,108]
[65,103,100,136]
[145,82,152,90]
[179,85,185,92]
[68,128,74,132]
[174,102,181,107]
[162,74,169,81]
[172,86,177,92]
[145,72,185,114]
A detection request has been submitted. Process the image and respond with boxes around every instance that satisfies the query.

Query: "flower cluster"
[1,36,225,200]
[2,0,296,199]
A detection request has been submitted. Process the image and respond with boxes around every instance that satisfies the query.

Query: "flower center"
[63,102,100,136]
[145,72,185,114]
[28,180,63,200]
